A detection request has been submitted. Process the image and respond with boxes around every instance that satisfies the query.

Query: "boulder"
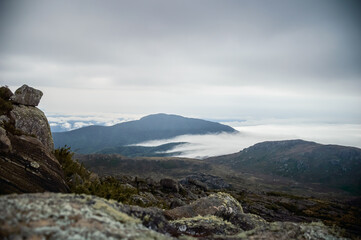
[227,212,268,231]
[170,215,240,237]
[164,192,243,220]
[234,221,345,240]
[10,84,43,106]
[118,204,177,235]
[0,193,173,240]
[0,134,69,194]
[10,104,54,150]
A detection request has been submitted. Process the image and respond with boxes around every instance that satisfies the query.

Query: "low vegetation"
[54,147,138,203]
[54,147,169,208]
[55,147,361,239]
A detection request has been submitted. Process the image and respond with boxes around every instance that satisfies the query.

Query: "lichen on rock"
[1,84,67,194]
[0,193,174,240]
[170,215,240,237]
[226,221,347,240]
[164,192,243,220]
[10,84,43,106]
[10,104,54,150]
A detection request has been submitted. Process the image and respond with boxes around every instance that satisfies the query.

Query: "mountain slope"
[96,142,187,157]
[53,113,236,153]
[207,140,361,195]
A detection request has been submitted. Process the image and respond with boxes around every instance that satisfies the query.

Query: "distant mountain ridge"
[53,113,237,153]
[207,139,361,195]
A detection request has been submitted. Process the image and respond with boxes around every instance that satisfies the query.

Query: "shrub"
[0,97,13,115]
[54,147,138,203]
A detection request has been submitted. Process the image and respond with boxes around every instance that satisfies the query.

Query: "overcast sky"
[1,0,360,123]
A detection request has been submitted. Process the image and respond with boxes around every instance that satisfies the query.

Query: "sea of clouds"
[135,122,361,159]
[48,113,361,159]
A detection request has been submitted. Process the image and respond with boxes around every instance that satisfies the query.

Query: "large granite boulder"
[10,104,54,150]
[170,215,240,237]
[0,134,69,194]
[0,193,173,240]
[165,192,244,220]
[10,84,43,106]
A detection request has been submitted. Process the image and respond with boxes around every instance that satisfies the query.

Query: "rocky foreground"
[0,192,345,240]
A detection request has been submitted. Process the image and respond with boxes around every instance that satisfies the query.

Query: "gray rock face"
[165,192,244,220]
[0,134,69,194]
[0,193,173,240]
[1,84,66,193]
[10,84,43,106]
[10,104,54,150]
[0,193,346,239]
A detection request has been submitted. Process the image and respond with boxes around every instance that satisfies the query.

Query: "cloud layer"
[1,0,360,123]
[136,122,361,159]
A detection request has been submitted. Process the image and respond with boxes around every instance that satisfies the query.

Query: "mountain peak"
[140,113,184,120]
[53,113,236,153]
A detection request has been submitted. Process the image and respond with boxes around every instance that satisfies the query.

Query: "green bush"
[54,146,90,181]
[54,147,138,203]
[0,97,13,116]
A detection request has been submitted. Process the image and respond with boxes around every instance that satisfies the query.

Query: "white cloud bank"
[135,122,361,159]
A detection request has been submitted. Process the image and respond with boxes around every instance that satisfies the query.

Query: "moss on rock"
[0,193,173,240]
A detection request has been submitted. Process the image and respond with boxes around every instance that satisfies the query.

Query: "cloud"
[1,0,360,123]
[47,113,140,132]
[135,122,361,159]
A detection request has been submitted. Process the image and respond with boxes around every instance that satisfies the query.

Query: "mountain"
[207,139,361,195]
[53,113,237,153]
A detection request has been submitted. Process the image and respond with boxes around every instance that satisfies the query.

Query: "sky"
[1,0,361,150]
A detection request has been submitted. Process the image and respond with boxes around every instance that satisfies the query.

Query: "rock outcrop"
[165,192,244,220]
[0,85,68,194]
[0,193,345,239]
[0,193,172,240]
[10,104,54,150]
[10,84,43,106]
